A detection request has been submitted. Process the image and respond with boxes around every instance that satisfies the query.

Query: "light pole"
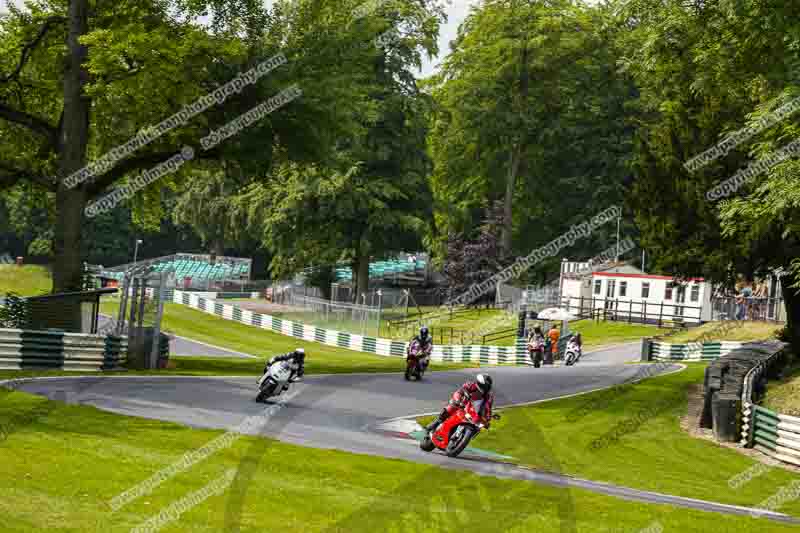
[132,239,143,273]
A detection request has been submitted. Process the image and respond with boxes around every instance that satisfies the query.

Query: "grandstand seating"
[100,255,250,283]
[333,258,426,282]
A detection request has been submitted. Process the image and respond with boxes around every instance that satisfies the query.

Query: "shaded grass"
[422,363,800,517]
[762,358,800,416]
[667,321,782,343]
[0,385,795,532]
[0,265,51,296]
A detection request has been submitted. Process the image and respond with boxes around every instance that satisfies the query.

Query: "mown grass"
[98,299,475,374]
[555,319,663,349]
[421,363,800,517]
[666,320,782,343]
[0,385,795,532]
[0,265,52,296]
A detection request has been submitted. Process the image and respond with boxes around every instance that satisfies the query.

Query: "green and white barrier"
[743,404,800,467]
[0,328,127,371]
[650,340,751,361]
[172,290,528,365]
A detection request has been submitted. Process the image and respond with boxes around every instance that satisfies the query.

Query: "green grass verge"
[0,265,52,296]
[421,363,800,516]
[99,300,475,374]
[666,321,782,343]
[558,319,663,349]
[0,386,793,532]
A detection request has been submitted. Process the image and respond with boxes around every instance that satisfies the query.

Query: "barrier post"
[640,337,652,361]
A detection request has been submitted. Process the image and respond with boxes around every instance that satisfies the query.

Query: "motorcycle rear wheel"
[445,426,475,458]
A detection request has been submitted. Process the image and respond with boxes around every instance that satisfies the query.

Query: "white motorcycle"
[564,338,582,366]
[256,360,299,403]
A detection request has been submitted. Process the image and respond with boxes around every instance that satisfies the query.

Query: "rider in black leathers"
[410,326,433,371]
[265,348,306,390]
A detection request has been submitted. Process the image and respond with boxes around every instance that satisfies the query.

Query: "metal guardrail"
[0,328,127,371]
[740,345,789,451]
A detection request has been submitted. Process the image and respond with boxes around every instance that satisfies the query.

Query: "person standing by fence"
[547,324,560,364]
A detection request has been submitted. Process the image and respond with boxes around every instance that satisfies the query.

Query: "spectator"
[742,282,753,319]
[547,324,560,364]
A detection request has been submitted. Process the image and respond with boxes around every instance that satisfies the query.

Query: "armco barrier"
[739,343,795,468]
[746,405,800,467]
[650,340,754,361]
[172,290,529,365]
[0,328,127,371]
[699,341,786,442]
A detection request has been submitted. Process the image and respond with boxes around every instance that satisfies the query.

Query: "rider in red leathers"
[425,374,494,433]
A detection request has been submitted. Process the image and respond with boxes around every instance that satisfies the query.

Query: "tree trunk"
[502,146,521,257]
[53,0,91,293]
[211,238,225,257]
[501,41,529,258]
[781,276,800,349]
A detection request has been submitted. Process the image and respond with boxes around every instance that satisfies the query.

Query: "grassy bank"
[0,386,793,532]
[0,265,51,296]
[762,359,800,416]
[667,321,782,343]
[422,363,800,516]
[564,319,662,349]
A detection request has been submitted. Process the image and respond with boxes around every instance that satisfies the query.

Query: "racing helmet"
[419,326,429,339]
[476,374,492,394]
[294,348,305,360]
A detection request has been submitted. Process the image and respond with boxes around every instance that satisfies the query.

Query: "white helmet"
[476,374,492,394]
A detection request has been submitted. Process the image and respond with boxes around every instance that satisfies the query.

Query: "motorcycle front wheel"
[257,381,278,402]
[445,425,475,458]
[420,433,435,452]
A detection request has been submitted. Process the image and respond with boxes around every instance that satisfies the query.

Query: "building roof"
[593,272,706,282]
[561,261,642,280]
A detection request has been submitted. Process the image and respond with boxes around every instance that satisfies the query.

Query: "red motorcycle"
[420,404,501,457]
[405,340,429,381]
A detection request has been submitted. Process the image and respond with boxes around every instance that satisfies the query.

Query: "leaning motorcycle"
[405,341,428,381]
[420,407,500,458]
[256,360,296,402]
[564,339,582,366]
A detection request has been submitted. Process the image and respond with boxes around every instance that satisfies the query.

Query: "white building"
[560,262,714,324]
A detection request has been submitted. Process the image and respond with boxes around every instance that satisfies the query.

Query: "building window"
[606,280,616,298]
[665,283,673,300]
[620,281,628,297]
[594,280,601,295]
[691,285,700,302]
[641,282,650,298]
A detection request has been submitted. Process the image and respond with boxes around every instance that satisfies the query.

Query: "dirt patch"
[681,384,800,473]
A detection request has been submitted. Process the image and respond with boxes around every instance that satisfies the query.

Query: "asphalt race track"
[9,343,799,523]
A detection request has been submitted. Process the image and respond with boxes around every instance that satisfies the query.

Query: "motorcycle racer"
[409,326,433,371]
[425,374,495,433]
[264,348,306,391]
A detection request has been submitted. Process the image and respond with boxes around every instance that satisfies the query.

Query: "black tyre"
[404,367,412,381]
[445,425,475,458]
[420,433,435,452]
[258,381,278,401]
[255,390,268,403]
